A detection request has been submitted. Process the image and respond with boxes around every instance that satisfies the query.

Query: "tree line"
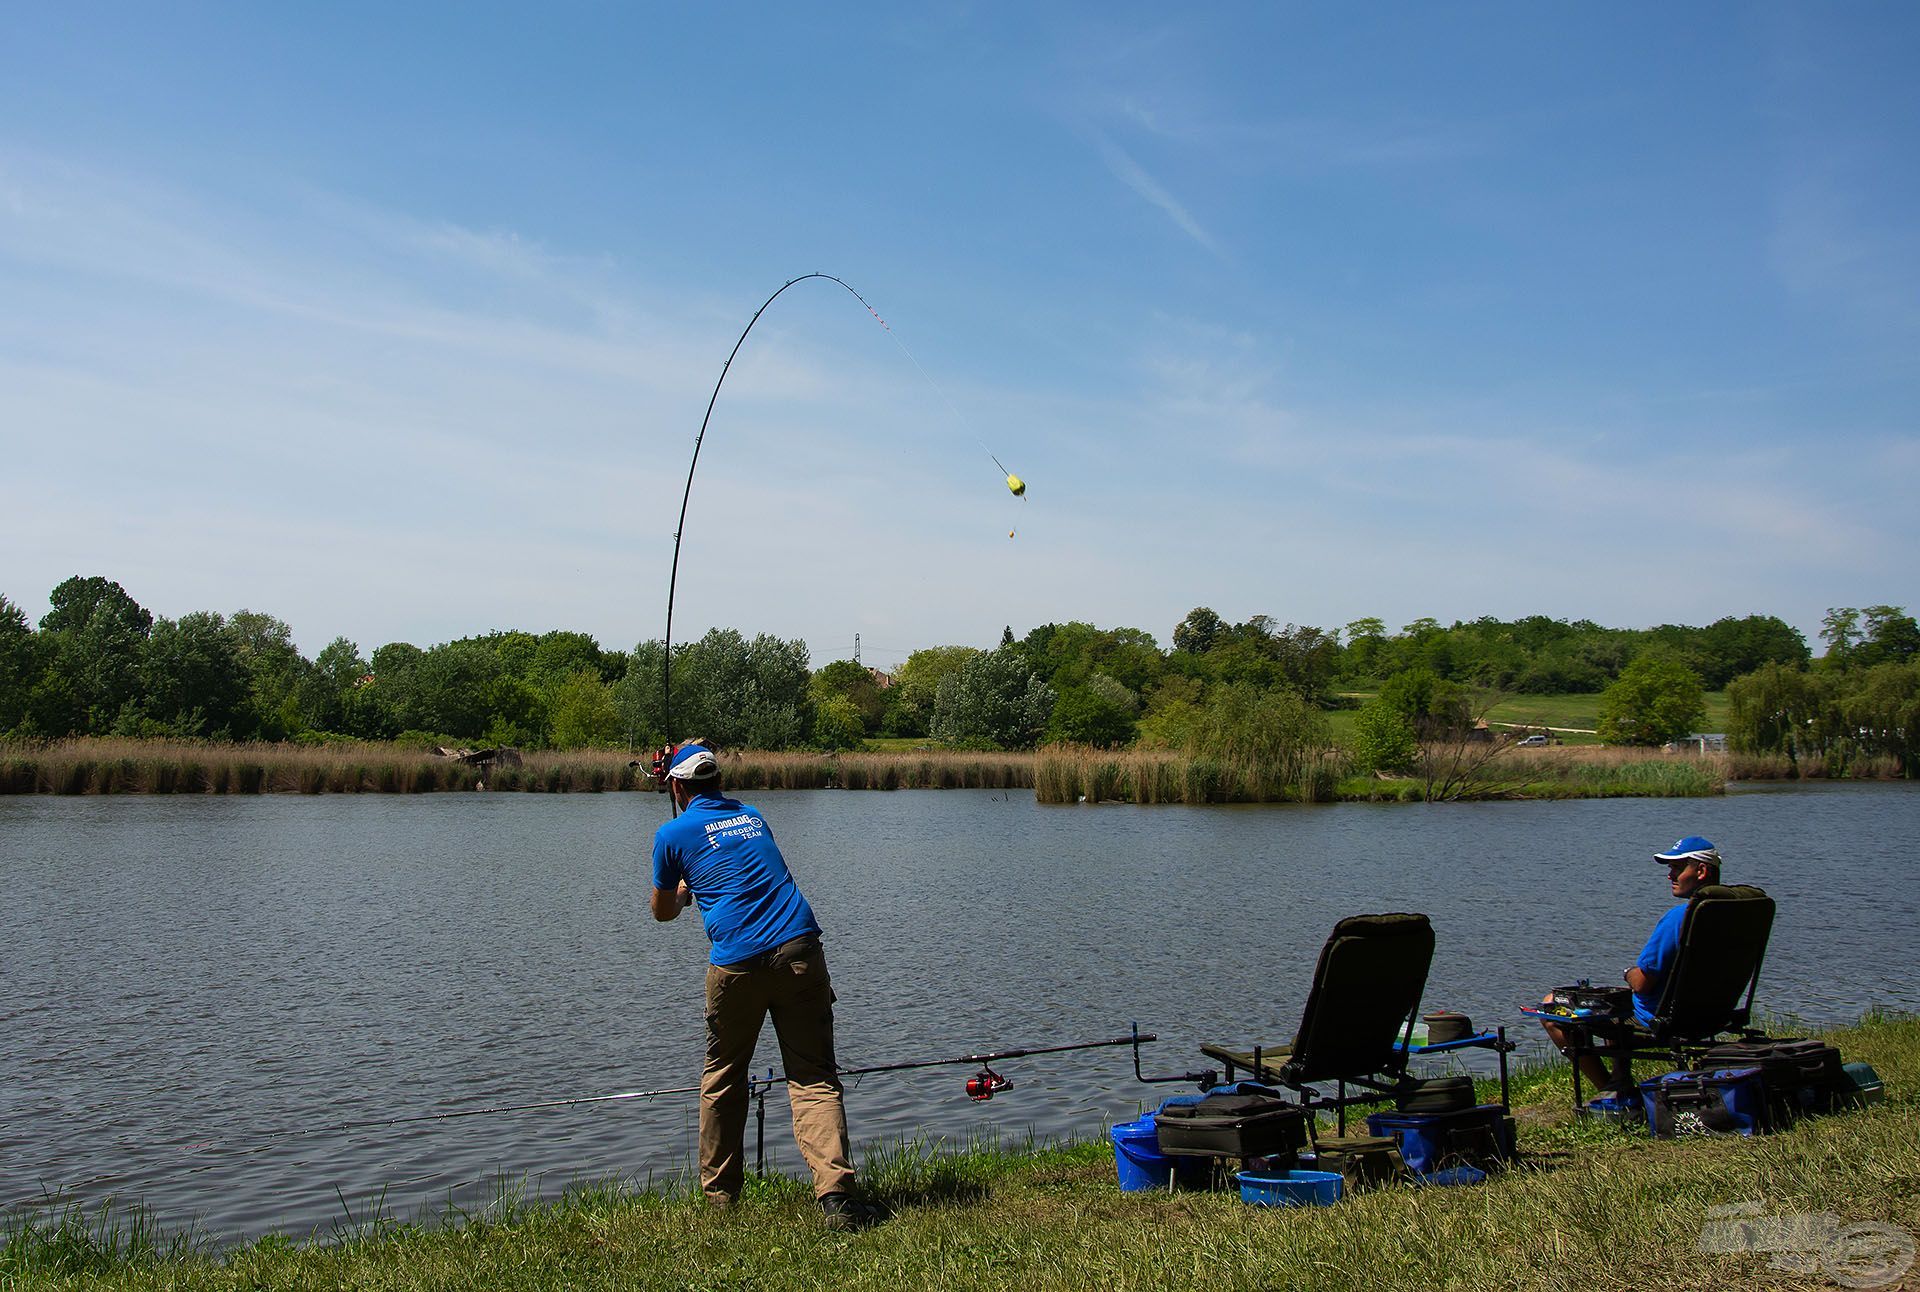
[1,576,1913,773]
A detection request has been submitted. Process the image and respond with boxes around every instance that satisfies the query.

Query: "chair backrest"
[1653,884,1774,1040]
[1282,913,1435,1085]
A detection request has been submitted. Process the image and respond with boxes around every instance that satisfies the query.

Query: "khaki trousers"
[700,937,855,1202]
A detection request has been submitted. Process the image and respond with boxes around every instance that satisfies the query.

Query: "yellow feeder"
[1005,473,1026,497]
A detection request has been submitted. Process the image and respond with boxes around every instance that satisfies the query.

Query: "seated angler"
[1538,835,1724,1092]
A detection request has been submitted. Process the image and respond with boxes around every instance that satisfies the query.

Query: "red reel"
[965,1066,1011,1101]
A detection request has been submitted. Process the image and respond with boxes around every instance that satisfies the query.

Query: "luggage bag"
[1154,1091,1310,1159]
[1693,1038,1848,1121]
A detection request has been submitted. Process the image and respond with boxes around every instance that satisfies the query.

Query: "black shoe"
[818,1192,881,1232]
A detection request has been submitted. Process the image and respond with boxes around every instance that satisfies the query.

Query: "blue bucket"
[1235,1169,1343,1208]
[1111,1116,1207,1192]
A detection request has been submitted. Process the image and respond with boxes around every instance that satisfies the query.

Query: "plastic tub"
[1111,1116,1208,1192]
[1235,1169,1343,1208]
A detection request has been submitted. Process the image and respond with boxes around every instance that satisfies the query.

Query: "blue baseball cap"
[666,743,719,780]
[1654,835,1719,864]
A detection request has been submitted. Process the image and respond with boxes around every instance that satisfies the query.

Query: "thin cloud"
[1090,130,1222,257]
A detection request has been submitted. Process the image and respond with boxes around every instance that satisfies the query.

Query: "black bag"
[1643,1068,1768,1137]
[1694,1038,1848,1121]
[1307,1134,1406,1189]
[1154,1092,1310,1158]
[1397,1075,1475,1114]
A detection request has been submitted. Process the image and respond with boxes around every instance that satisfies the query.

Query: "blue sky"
[3,4,1915,667]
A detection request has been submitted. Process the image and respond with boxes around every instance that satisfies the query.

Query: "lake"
[4,782,1916,1243]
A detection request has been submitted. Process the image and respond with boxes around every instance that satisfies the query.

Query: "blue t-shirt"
[652,792,820,967]
[1632,904,1688,1025]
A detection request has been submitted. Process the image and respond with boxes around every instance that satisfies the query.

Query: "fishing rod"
[657,274,881,811]
[651,273,1022,804]
[743,1031,1159,1173]
[119,1031,1160,1182]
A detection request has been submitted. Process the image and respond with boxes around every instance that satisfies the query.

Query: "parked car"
[1516,734,1550,747]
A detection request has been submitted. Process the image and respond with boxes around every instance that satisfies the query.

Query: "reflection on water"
[3,782,1916,1241]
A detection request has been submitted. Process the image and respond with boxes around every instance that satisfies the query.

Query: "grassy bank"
[8,1014,1915,1291]
[0,740,1034,795]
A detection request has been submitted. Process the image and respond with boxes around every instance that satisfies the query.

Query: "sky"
[3,4,1916,669]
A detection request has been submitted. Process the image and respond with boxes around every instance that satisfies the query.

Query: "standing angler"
[650,741,877,1231]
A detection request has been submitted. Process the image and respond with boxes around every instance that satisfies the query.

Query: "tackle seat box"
[1641,1067,1768,1138]
[1364,1105,1515,1176]
[1153,1091,1310,1159]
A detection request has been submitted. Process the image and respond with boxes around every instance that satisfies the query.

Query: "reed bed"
[0,739,1033,795]
[1038,745,1735,804]
[1034,745,1343,805]
[1727,751,1907,780]
[1499,748,1729,798]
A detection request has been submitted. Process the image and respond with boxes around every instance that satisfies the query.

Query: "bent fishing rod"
[658,273,885,812]
[651,273,1021,806]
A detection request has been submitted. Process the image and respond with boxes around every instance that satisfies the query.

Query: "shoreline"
[1,738,1907,800]
[7,1012,1915,1289]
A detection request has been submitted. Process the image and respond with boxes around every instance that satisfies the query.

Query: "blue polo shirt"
[1632,904,1688,1025]
[652,791,819,967]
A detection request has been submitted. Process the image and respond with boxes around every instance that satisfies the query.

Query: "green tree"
[548,668,620,748]
[1350,695,1417,774]
[1172,607,1226,654]
[1342,618,1388,680]
[810,659,887,734]
[665,629,812,749]
[1133,675,1202,749]
[1857,606,1920,668]
[1820,607,1862,668]
[1697,614,1809,688]
[1045,673,1139,747]
[930,647,1054,748]
[811,695,867,751]
[1188,682,1333,794]
[225,609,309,739]
[0,595,45,733]
[1726,661,1822,759]
[296,637,370,735]
[141,612,248,737]
[37,575,153,733]
[884,646,978,736]
[1597,653,1707,746]
[1838,662,1920,774]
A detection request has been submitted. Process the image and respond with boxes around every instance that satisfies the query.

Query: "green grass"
[1481,692,1732,741]
[9,1015,1915,1290]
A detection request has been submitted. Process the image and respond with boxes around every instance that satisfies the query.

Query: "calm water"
[4,782,1917,1242]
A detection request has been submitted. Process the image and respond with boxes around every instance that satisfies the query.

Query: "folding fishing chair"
[1549,884,1775,1107]
[1199,912,1512,1134]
